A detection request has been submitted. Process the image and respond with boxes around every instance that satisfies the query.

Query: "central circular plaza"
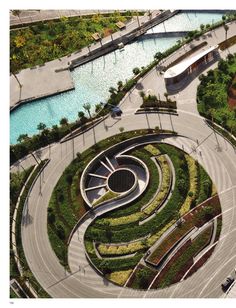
[107,168,136,193]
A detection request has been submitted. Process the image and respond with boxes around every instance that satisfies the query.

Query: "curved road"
[17,24,236,298]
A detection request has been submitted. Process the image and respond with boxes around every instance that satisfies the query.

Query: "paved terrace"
[10,10,176,109]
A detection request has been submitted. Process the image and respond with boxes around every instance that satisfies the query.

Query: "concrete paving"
[10,10,136,27]
[10,66,74,109]
[11,21,236,298]
[10,10,164,108]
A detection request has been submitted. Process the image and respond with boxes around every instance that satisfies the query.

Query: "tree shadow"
[22,208,33,226]
[135,82,144,90]
[103,276,109,286]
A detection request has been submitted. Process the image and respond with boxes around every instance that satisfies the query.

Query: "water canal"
[10,11,224,144]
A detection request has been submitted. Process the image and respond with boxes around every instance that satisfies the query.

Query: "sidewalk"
[10,10,127,27]
[10,10,175,109]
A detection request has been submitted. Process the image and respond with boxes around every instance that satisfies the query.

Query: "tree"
[132,67,140,75]
[78,111,87,124]
[11,10,23,25]
[136,268,150,288]
[139,90,145,100]
[37,122,46,132]
[83,103,96,144]
[223,24,229,40]
[83,103,92,119]
[60,117,68,126]
[119,127,124,133]
[164,92,169,101]
[56,224,65,240]
[117,80,123,91]
[109,87,117,95]
[154,51,164,61]
[95,103,103,114]
[17,134,29,143]
[218,59,228,73]
[200,24,205,32]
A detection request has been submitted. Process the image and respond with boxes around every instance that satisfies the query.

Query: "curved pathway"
[17,24,236,298]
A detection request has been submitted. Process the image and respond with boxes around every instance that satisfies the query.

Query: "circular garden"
[47,130,222,290]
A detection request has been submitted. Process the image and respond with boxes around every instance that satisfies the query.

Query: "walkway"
[10,9,167,109]
[10,10,129,27]
[13,22,236,298]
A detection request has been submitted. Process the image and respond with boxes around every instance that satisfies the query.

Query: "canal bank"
[10,10,179,110]
[10,11,226,143]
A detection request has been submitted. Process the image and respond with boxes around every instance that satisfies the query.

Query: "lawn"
[197,53,236,137]
[10,12,132,73]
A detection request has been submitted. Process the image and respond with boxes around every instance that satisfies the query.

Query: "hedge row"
[143,154,171,215]
[85,143,189,243]
[156,225,213,288]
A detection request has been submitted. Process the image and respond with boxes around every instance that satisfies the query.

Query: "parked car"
[221,276,235,292]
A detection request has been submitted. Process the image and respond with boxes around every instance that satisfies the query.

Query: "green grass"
[196,165,212,204]
[93,190,119,206]
[10,13,131,73]
[197,53,236,137]
[10,288,19,298]
[127,265,157,289]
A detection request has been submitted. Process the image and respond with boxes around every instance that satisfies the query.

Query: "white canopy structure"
[164,45,218,85]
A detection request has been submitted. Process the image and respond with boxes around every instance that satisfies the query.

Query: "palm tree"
[224,24,229,40]
[78,111,87,124]
[88,45,91,54]
[95,103,103,114]
[109,86,117,95]
[37,122,46,133]
[154,51,164,61]
[11,10,23,25]
[83,103,92,119]
[110,31,114,42]
[117,80,123,91]
[200,24,205,32]
[17,134,29,143]
[83,103,96,144]
[139,90,146,104]
[59,117,68,126]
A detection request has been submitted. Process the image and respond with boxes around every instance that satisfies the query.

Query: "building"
[164,45,219,86]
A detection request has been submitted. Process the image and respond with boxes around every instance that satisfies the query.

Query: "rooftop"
[164,45,218,79]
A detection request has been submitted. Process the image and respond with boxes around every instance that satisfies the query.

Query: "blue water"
[10,12,224,144]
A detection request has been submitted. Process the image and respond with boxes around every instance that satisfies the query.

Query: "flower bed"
[179,154,198,215]
[107,269,133,286]
[146,222,194,266]
[126,264,157,289]
[142,154,172,216]
[151,224,213,288]
[92,190,119,207]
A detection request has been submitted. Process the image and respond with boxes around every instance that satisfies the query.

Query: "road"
[15,23,236,298]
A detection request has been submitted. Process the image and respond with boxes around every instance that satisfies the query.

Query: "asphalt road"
[16,23,236,298]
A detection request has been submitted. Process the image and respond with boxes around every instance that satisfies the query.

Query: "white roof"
[164,45,218,79]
